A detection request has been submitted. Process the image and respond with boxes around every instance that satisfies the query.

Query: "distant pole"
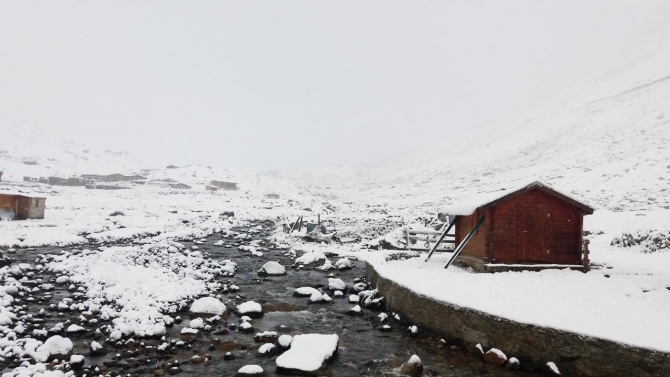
[74,155,77,175]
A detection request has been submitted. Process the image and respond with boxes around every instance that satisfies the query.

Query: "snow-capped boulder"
[295,251,327,265]
[400,354,423,376]
[236,365,266,377]
[35,335,73,361]
[483,348,508,366]
[507,357,521,371]
[276,334,339,375]
[254,331,278,343]
[327,278,346,291]
[278,334,293,349]
[237,301,263,318]
[334,258,353,270]
[90,341,106,356]
[190,297,226,316]
[258,261,286,276]
[258,343,277,356]
[293,287,320,297]
[70,354,85,369]
[347,305,363,316]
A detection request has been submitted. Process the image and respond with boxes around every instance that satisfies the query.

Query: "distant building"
[266,193,280,199]
[166,165,178,169]
[169,183,191,189]
[209,180,237,190]
[81,173,146,182]
[205,185,219,192]
[0,192,47,220]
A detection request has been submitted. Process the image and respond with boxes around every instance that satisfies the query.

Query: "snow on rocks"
[33,335,73,362]
[295,251,327,265]
[237,301,263,317]
[191,297,227,316]
[258,261,286,276]
[327,278,346,291]
[544,361,561,376]
[278,334,293,349]
[294,287,320,297]
[507,357,521,371]
[236,364,266,377]
[334,258,353,270]
[276,334,339,375]
[400,354,423,376]
[43,243,235,339]
[483,348,508,366]
[347,305,363,316]
[253,331,277,344]
[258,343,277,356]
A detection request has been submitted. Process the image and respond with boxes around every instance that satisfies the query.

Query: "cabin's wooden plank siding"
[456,188,585,267]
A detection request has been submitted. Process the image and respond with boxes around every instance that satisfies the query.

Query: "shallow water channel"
[5,221,541,376]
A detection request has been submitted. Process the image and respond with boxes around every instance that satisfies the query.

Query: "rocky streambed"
[0,220,542,376]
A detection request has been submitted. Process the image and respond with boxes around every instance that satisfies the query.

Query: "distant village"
[0,167,241,220]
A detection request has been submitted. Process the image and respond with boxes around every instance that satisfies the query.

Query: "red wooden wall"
[455,188,584,266]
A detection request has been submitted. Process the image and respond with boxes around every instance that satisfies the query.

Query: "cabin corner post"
[485,208,493,264]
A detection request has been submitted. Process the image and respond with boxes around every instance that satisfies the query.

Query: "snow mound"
[276,334,339,372]
[327,278,346,291]
[191,297,226,315]
[295,251,327,265]
[258,261,286,276]
[237,301,263,315]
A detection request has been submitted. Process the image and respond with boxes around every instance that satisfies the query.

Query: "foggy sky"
[1,1,668,171]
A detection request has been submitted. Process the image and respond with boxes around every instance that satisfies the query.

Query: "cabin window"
[34,199,39,208]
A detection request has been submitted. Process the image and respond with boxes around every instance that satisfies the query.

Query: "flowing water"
[4,220,540,376]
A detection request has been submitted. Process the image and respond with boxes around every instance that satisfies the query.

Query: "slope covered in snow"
[289,25,670,214]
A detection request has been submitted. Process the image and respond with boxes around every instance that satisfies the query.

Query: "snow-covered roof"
[0,188,48,199]
[442,181,593,216]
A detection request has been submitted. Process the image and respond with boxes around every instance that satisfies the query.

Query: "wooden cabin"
[443,181,594,272]
[0,192,47,220]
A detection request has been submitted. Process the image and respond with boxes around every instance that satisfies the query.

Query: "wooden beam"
[425,216,459,262]
[444,216,485,269]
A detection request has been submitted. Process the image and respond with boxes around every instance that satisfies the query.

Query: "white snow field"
[0,16,669,377]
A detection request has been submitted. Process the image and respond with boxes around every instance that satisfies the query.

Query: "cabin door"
[519,205,548,263]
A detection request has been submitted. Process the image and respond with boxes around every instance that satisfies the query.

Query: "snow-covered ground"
[0,18,669,377]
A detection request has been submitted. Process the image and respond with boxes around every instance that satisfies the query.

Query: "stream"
[3,220,540,376]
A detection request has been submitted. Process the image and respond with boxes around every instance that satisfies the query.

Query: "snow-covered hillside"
[287,26,670,214]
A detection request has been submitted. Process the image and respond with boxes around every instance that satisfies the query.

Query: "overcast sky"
[1,1,668,170]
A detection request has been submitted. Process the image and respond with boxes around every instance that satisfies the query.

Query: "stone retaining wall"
[366,262,670,376]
